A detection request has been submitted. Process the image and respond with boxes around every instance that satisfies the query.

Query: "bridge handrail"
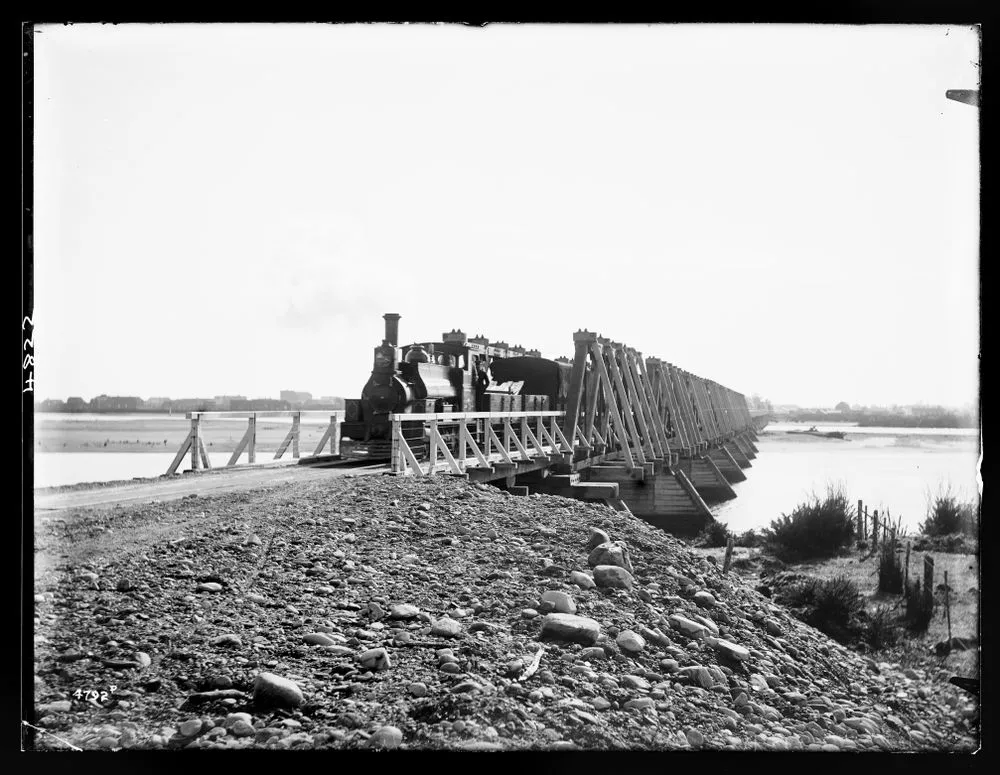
[389,410,564,422]
[390,410,573,476]
[167,409,343,475]
[186,410,345,420]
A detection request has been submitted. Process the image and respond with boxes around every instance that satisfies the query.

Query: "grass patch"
[878,542,904,595]
[778,574,864,644]
[862,604,900,651]
[763,485,856,561]
[877,522,906,595]
[904,578,935,632]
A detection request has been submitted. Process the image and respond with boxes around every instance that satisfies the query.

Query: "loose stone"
[359,648,391,671]
[587,542,634,573]
[621,674,651,690]
[679,665,715,689]
[616,630,646,654]
[540,613,601,645]
[669,615,706,639]
[540,590,577,614]
[587,528,611,551]
[40,700,72,714]
[179,719,204,737]
[252,673,304,708]
[569,571,596,589]
[592,565,635,590]
[714,639,750,662]
[431,617,462,638]
[368,726,403,749]
[303,633,337,647]
[389,604,420,620]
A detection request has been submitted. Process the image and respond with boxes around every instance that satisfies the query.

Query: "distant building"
[168,398,216,412]
[39,398,66,412]
[90,395,144,411]
[145,396,171,409]
[213,395,247,411]
[231,398,291,411]
[280,390,313,407]
[304,397,344,410]
[66,397,88,412]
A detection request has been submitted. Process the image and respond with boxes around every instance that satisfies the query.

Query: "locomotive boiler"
[340,313,573,460]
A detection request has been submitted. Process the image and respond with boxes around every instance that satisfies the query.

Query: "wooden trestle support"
[547,329,761,535]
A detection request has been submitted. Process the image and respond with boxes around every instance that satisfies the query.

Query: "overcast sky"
[32,23,980,409]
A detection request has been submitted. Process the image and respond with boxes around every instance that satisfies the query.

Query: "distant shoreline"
[780,413,976,429]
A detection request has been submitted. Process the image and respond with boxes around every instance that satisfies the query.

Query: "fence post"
[190,415,202,470]
[904,542,911,589]
[390,416,400,473]
[923,555,935,613]
[857,500,864,541]
[944,570,952,642]
[723,536,734,574]
[248,414,256,464]
[872,510,879,550]
[292,411,300,458]
[863,507,868,542]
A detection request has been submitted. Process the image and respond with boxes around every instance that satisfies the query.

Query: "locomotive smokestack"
[383,313,401,346]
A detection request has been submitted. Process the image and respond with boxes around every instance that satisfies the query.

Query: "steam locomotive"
[340,313,573,460]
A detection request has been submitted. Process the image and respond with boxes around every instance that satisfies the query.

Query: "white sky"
[32,23,980,409]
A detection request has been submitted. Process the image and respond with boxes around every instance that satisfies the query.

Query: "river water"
[30,412,339,489]
[31,416,981,534]
[711,422,981,534]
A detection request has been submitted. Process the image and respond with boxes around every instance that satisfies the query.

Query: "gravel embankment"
[31,474,979,751]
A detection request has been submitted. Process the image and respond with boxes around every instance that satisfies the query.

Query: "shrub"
[734,529,763,548]
[877,540,904,594]
[912,533,978,555]
[697,519,731,548]
[863,604,900,651]
[763,485,856,561]
[920,485,979,537]
[778,575,864,643]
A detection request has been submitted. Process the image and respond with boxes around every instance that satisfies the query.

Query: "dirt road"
[32,461,388,516]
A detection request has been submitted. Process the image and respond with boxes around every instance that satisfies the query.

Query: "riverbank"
[688,542,980,682]
[31,474,978,752]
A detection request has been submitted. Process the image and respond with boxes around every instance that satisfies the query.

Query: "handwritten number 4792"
[73,687,116,705]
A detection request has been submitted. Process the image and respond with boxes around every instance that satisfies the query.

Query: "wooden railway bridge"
[388,329,767,535]
[165,329,765,534]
